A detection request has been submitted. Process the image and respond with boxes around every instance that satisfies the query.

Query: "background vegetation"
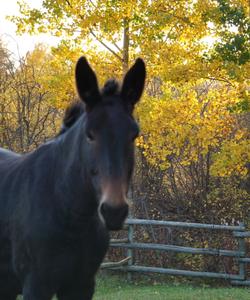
[1,0,250,279]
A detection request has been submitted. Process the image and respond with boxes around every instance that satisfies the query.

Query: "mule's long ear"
[121,58,146,109]
[75,57,101,111]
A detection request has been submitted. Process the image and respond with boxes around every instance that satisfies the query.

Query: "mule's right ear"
[75,57,101,111]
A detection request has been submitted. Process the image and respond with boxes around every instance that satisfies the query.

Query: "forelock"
[63,101,85,128]
[102,79,120,96]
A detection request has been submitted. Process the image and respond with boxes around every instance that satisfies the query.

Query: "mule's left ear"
[121,58,146,109]
[75,56,101,111]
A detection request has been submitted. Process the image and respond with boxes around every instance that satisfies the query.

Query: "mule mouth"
[100,202,128,231]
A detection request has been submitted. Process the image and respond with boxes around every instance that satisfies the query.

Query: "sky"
[0,0,59,58]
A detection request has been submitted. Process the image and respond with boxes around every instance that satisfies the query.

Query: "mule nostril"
[100,202,129,230]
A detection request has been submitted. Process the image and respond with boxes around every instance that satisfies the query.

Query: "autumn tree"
[11,0,218,73]
[0,45,61,152]
[0,40,15,148]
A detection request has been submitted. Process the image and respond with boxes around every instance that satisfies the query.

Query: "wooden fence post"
[127,223,134,281]
[238,222,246,281]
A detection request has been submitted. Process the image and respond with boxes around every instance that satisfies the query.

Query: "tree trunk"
[122,18,129,75]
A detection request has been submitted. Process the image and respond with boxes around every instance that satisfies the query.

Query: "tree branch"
[65,0,123,61]
[204,76,235,86]
[89,29,123,61]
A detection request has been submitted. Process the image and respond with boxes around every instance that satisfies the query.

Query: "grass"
[17,273,250,300]
[93,273,250,300]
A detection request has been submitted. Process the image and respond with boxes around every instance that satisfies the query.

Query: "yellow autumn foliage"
[10,0,250,179]
[137,81,249,176]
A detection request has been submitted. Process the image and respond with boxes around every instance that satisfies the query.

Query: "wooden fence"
[102,218,250,286]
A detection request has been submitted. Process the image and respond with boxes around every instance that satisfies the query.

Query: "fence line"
[125,218,246,230]
[103,218,250,286]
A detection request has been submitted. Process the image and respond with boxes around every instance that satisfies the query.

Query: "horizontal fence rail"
[113,266,244,280]
[104,218,250,285]
[233,231,250,238]
[110,242,245,257]
[126,218,246,231]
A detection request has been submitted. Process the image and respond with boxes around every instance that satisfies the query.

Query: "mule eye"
[86,130,95,142]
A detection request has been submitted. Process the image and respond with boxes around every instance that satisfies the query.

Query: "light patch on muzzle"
[102,180,127,204]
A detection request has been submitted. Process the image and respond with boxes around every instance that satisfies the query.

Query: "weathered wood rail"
[103,218,250,285]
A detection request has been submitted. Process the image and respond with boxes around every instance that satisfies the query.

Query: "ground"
[17,273,250,300]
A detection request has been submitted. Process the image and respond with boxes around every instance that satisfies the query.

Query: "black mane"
[102,79,119,96]
[59,101,85,135]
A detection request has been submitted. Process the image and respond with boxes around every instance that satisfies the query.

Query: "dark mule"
[0,102,84,300]
[0,57,146,300]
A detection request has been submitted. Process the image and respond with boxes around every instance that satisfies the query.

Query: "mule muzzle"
[100,202,129,231]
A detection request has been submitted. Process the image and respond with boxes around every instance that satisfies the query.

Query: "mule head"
[75,57,146,230]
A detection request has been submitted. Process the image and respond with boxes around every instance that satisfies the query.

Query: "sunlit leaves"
[137,80,249,177]
[10,0,250,179]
